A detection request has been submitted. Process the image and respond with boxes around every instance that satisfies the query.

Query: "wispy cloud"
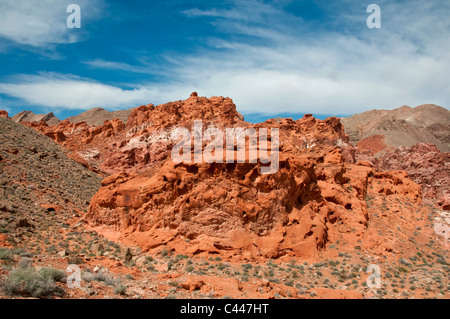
[82,59,154,74]
[0,0,103,47]
[167,0,450,114]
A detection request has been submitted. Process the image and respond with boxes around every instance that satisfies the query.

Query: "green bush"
[92,271,117,286]
[17,257,33,269]
[39,267,66,282]
[160,249,169,258]
[241,263,253,270]
[167,259,174,270]
[0,248,12,261]
[397,266,409,273]
[185,265,194,272]
[145,256,154,263]
[2,267,65,298]
[124,274,134,280]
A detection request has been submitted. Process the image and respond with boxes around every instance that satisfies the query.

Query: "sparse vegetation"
[114,285,127,295]
[2,267,65,298]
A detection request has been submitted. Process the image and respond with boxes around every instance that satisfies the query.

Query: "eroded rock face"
[85,106,422,259]
[22,95,248,175]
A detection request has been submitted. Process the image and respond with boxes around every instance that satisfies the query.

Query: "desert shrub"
[175,255,188,262]
[2,267,65,298]
[39,267,66,282]
[17,257,33,269]
[145,256,154,263]
[160,249,169,258]
[217,262,228,271]
[92,271,117,286]
[80,269,93,282]
[0,248,12,261]
[436,258,447,265]
[241,263,253,270]
[114,284,127,295]
[10,247,26,255]
[269,278,280,284]
[185,265,194,272]
[67,257,84,265]
[397,266,409,273]
[124,274,134,280]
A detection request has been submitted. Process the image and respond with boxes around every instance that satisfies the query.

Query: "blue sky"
[0,0,449,122]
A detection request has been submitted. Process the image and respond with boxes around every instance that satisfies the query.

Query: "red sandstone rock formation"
[17,94,429,259]
[83,97,422,258]
[87,147,422,258]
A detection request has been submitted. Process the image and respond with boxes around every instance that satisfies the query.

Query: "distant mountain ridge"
[66,107,135,126]
[11,111,61,126]
[340,104,450,154]
[9,107,136,127]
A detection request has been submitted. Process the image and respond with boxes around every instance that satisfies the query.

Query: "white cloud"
[0,73,159,110]
[82,59,153,74]
[0,0,103,47]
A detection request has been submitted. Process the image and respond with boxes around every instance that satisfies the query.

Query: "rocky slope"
[0,116,102,254]
[341,104,450,154]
